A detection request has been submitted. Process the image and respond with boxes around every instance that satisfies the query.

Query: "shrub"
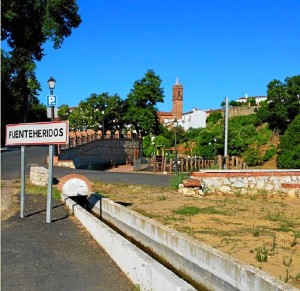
[243,147,263,166]
[263,146,277,162]
[277,114,300,169]
[170,172,189,189]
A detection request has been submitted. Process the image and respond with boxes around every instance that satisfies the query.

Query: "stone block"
[219,185,231,194]
[30,167,48,186]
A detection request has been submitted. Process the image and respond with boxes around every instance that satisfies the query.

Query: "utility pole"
[224,96,229,158]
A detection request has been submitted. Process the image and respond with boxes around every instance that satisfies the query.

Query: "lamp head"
[173,119,178,128]
[47,77,56,90]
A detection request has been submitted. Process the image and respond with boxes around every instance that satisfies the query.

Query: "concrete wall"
[59,138,142,169]
[87,194,296,291]
[63,195,196,291]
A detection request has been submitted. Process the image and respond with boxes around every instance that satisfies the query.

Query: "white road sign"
[6,121,69,146]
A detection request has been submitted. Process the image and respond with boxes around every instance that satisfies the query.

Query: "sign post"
[47,144,54,223]
[6,121,69,222]
[47,94,57,223]
[20,146,25,218]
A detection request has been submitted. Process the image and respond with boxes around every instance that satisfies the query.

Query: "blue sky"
[35,0,299,112]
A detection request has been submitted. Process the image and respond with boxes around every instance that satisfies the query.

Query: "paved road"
[1,146,170,291]
[1,194,135,291]
[1,146,171,187]
[1,146,173,291]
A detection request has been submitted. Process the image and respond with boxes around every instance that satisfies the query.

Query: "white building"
[180,108,206,130]
[164,108,206,130]
[236,94,267,105]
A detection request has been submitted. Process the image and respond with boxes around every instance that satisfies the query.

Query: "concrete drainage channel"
[63,194,297,291]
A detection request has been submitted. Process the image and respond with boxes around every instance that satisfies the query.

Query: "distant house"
[181,108,206,130]
[236,94,267,105]
[157,77,206,130]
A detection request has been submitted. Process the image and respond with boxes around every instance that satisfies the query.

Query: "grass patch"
[174,205,233,216]
[256,246,268,262]
[253,225,264,237]
[271,226,292,232]
[25,183,61,200]
[158,194,168,201]
[266,211,296,228]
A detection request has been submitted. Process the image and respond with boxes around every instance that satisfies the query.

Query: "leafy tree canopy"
[123,70,164,136]
[256,75,300,133]
[277,114,300,169]
[1,0,81,144]
[207,112,222,124]
[67,93,123,131]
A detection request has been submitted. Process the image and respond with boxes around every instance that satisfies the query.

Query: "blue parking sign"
[47,95,57,107]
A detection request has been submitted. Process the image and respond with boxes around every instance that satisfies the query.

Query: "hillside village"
[157,77,267,130]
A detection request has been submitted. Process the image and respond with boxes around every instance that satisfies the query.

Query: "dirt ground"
[2,179,299,289]
[93,181,300,289]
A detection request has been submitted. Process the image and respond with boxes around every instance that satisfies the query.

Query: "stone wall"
[30,167,48,186]
[192,170,300,198]
[227,106,257,118]
[214,106,258,118]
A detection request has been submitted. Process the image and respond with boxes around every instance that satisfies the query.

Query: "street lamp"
[173,119,178,172]
[213,138,217,157]
[102,110,105,138]
[47,77,56,122]
[47,76,56,95]
[46,76,56,224]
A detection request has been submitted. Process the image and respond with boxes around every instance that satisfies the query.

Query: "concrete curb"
[87,194,298,291]
[63,195,196,291]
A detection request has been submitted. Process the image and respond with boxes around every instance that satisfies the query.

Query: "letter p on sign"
[47,95,57,107]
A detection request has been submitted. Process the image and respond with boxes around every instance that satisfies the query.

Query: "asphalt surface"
[1,194,135,291]
[1,146,171,187]
[1,146,172,291]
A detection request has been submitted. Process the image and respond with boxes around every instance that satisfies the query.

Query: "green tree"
[256,75,300,133]
[68,93,124,131]
[142,135,154,157]
[1,0,81,144]
[206,112,222,124]
[277,114,300,169]
[58,104,71,121]
[123,70,164,136]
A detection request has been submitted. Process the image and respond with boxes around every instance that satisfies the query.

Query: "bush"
[243,147,263,166]
[277,115,300,169]
[170,172,189,189]
[263,146,277,162]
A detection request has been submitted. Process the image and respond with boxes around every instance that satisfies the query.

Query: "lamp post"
[47,77,56,122]
[102,110,105,138]
[213,138,217,157]
[173,119,178,172]
[46,76,56,223]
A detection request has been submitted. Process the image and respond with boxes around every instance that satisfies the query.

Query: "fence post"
[217,155,222,169]
[226,155,229,169]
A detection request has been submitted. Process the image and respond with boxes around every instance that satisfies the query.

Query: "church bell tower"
[172,76,183,120]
